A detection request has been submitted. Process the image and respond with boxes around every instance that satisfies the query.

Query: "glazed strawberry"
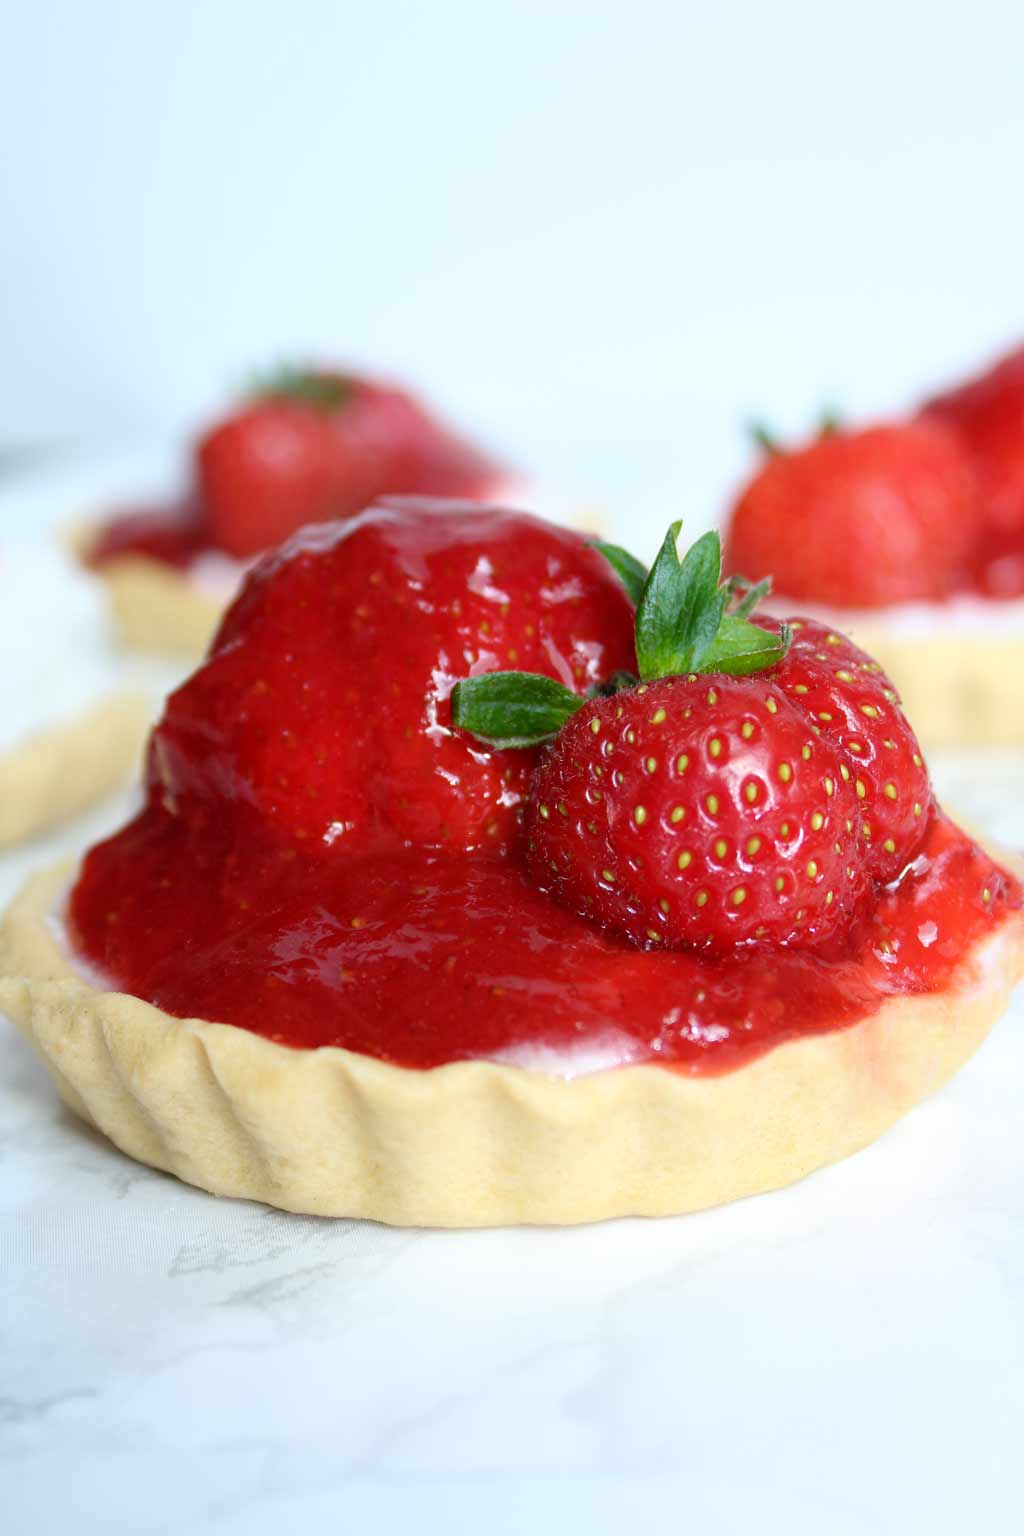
[769,618,932,883]
[522,675,864,952]
[197,369,502,558]
[454,523,934,953]
[149,499,636,853]
[723,421,978,607]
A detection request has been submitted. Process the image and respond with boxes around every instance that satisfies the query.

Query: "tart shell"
[0,695,149,849]
[88,554,224,658]
[3,858,1023,1227]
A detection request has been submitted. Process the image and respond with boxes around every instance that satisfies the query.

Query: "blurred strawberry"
[723,420,978,608]
[921,343,1024,595]
[197,368,502,557]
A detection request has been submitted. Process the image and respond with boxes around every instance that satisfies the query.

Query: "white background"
[3,0,1024,533]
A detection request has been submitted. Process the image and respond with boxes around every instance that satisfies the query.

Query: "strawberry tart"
[3,501,1021,1225]
[723,343,1024,746]
[78,367,518,656]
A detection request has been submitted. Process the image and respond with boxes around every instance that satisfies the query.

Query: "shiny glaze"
[70,804,1020,1073]
[70,499,1023,1075]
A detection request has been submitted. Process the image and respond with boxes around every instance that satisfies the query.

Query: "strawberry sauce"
[87,503,207,570]
[68,807,1020,1075]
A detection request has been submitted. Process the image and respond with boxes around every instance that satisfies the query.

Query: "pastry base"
[3,857,1022,1227]
[91,555,224,658]
[0,695,149,849]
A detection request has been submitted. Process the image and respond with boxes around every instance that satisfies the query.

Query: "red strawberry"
[197,369,502,558]
[768,618,932,884]
[198,398,346,557]
[921,343,1024,595]
[149,500,636,854]
[922,343,1024,535]
[453,523,933,954]
[723,421,978,607]
[523,674,865,952]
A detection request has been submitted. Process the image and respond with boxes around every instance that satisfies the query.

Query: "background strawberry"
[921,343,1024,596]
[149,499,636,853]
[197,397,346,556]
[723,421,978,607]
[197,368,502,558]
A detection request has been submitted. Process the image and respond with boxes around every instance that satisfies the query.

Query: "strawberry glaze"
[69,806,1019,1074]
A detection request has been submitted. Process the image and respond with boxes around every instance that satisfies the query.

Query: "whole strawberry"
[523,673,864,950]
[197,368,501,558]
[150,500,635,853]
[723,421,978,607]
[453,524,932,953]
[770,618,932,883]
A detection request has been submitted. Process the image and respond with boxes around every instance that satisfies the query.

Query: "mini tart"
[0,693,148,849]
[790,614,1024,750]
[3,857,1022,1228]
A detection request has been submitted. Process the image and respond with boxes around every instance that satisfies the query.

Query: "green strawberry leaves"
[452,522,789,749]
[703,613,791,675]
[590,541,648,606]
[249,365,352,412]
[598,524,788,682]
[723,573,773,620]
[451,672,583,749]
[634,524,725,679]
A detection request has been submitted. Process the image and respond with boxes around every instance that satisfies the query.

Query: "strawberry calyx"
[749,407,842,458]
[452,524,789,748]
[248,364,353,412]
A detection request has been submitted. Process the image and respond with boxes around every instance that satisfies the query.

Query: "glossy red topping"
[69,501,1021,1073]
[70,803,1019,1071]
[724,422,978,609]
[87,371,504,570]
[149,501,636,853]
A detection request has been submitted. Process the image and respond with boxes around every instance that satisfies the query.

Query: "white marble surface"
[3,460,1024,1534]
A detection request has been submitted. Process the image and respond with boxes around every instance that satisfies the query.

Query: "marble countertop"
[3,460,1024,1534]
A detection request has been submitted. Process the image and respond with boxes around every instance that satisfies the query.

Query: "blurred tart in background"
[722,343,1024,746]
[0,548,151,846]
[77,365,523,657]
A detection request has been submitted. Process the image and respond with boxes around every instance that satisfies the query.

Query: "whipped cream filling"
[0,543,184,756]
